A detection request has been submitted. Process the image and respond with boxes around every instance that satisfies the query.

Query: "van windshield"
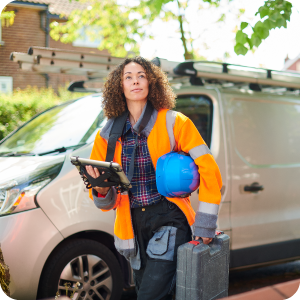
[0,94,106,156]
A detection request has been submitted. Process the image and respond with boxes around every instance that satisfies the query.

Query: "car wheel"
[37,239,123,300]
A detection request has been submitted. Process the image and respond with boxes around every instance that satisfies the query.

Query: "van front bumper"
[0,208,63,300]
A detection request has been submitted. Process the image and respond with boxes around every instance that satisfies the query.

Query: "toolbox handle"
[189,241,201,246]
[190,231,224,246]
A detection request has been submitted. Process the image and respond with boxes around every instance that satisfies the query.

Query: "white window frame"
[0,76,13,94]
[0,21,4,45]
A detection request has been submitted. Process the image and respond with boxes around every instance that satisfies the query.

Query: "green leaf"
[285,1,293,12]
[254,20,264,29]
[276,4,285,11]
[241,22,248,30]
[153,0,164,12]
[234,43,248,55]
[263,19,275,30]
[151,0,173,13]
[254,21,269,39]
[276,16,287,28]
[246,37,253,50]
[258,6,269,18]
[282,12,291,22]
[269,11,280,21]
[251,33,262,47]
[236,30,248,44]
[258,26,269,39]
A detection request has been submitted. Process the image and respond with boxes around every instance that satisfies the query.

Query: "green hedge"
[0,86,89,141]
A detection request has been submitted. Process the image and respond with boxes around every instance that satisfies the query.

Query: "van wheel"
[38,239,123,300]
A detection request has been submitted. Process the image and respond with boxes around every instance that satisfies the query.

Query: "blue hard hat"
[156,152,200,198]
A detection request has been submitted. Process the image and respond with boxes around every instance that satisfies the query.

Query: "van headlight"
[0,162,63,216]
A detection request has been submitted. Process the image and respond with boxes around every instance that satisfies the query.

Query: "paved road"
[121,260,300,299]
[228,260,300,296]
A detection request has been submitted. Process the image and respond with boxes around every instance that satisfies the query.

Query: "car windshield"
[0,94,106,155]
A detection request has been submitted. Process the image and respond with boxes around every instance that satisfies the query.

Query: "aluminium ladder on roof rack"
[9,47,300,90]
[10,47,181,79]
[172,60,300,90]
[10,46,125,78]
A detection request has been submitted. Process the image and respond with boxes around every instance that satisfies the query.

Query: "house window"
[0,77,13,94]
[72,26,102,48]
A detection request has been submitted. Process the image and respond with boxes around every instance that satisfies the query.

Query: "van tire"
[37,239,123,300]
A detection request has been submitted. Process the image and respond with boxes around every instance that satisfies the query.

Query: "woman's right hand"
[85,165,110,195]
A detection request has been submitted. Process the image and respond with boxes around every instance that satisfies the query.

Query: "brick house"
[283,55,300,73]
[0,0,109,93]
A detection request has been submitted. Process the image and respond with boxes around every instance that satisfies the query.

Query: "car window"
[175,95,213,147]
[0,94,106,155]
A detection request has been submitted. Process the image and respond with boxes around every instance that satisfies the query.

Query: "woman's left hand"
[195,236,213,245]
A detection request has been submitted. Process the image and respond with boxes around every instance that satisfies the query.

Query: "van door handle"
[244,182,264,193]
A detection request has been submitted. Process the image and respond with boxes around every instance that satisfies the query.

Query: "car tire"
[37,239,123,300]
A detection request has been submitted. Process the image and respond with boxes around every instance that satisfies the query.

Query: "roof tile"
[11,0,88,16]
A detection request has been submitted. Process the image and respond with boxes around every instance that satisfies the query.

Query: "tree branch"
[177,0,193,59]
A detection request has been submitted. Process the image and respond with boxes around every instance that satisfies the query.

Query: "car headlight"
[0,162,63,216]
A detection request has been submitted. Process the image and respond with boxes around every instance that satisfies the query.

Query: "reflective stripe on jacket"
[89,107,223,265]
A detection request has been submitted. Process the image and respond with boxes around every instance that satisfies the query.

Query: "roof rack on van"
[9,47,300,93]
[67,79,103,93]
[152,58,300,91]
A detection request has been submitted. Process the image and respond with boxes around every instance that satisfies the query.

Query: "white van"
[2,48,300,300]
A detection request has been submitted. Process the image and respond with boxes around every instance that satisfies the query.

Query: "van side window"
[175,95,213,148]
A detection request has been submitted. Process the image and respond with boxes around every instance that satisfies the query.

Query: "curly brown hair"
[102,56,176,119]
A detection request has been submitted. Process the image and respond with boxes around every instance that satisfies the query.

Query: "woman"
[86,56,222,300]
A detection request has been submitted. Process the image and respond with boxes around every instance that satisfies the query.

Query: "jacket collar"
[100,102,158,141]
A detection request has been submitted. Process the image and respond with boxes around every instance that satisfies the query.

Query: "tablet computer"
[70,156,132,189]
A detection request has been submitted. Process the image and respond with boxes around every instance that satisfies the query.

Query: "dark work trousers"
[131,199,192,300]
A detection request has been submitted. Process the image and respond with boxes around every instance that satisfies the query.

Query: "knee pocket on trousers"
[146,226,177,261]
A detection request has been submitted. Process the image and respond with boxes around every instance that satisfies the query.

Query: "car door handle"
[244,182,264,193]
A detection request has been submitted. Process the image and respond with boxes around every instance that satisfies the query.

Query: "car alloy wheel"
[37,239,123,300]
[58,254,113,300]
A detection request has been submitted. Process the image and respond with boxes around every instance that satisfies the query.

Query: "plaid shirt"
[121,117,164,208]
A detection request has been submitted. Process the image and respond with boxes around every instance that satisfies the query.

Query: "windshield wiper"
[0,143,87,157]
[0,152,37,157]
[38,143,87,156]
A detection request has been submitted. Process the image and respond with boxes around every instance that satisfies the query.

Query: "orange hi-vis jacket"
[89,105,223,268]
